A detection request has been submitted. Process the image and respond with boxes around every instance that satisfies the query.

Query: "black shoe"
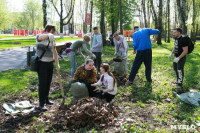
[46,100,54,105]
[39,105,47,111]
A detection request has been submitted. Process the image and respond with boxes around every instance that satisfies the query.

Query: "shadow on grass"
[0,111,42,132]
[129,83,154,103]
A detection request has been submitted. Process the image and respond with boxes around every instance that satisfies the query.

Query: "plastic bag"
[70,82,89,102]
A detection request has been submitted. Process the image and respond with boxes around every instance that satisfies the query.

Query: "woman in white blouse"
[91,63,117,102]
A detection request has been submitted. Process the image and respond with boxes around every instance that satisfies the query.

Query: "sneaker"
[39,105,47,111]
[125,80,133,86]
[46,100,54,105]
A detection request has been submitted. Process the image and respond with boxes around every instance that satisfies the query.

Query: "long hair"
[100,63,117,86]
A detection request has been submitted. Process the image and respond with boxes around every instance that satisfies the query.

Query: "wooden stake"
[51,41,65,108]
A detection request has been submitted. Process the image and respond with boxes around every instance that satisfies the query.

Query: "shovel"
[51,41,65,109]
[113,53,134,62]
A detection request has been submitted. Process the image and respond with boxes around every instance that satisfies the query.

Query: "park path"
[0,40,77,72]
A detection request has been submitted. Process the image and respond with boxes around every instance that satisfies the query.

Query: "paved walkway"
[0,40,77,72]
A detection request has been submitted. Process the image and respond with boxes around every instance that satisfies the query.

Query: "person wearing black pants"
[126,26,160,85]
[129,49,152,82]
[92,52,102,72]
[173,56,186,87]
[36,25,56,110]
[37,61,53,108]
[169,28,188,89]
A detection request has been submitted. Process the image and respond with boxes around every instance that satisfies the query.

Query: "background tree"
[176,0,189,35]
[42,0,47,28]
[0,0,10,31]
[157,0,163,45]
[49,0,75,38]
[24,0,43,32]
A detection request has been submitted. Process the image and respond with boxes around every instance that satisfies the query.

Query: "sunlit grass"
[0,36,81,49]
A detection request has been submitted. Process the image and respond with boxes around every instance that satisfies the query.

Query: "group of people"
[35,24,189,110]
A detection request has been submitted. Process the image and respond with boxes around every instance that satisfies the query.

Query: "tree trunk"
[60,0,63,38]
[100,0,106,46]
[119,0,123,34]
[142,0,148,28]
[110,0,115,35]
[42,0,47,28]
[147,0,151,27]
[150,0,158,29]
[191,0,196,42]
[167,0,170,42]
[176,0,187,35]
[157,0,163,45]
[83,0,89,34]
[90,0,93,33]
[164,7,167,42]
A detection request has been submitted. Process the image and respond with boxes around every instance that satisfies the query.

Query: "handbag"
[30,40,50,72]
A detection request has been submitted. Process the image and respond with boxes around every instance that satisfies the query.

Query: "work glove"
[173,57,180,63]
[168,53,173,59]
[114,52,117,56]
[93,89,103,94]
[48,33,55,42]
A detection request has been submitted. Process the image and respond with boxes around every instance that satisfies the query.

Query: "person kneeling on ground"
[91,63,117,102]
[72,59,97,97]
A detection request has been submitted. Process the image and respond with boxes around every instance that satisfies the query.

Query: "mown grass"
[0,35,32,39]
[0,40,200,132]
[0,36,81,49]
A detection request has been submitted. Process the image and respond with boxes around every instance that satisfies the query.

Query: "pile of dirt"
[51,97,119,131]
[112,71,127,86]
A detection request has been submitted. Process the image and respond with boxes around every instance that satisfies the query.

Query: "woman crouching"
[91,63,117,102]
[73,59,97,97]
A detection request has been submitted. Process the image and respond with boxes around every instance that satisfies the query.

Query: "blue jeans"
[67,52,77,78]
[129,49,152,82]
[117,50,127,73]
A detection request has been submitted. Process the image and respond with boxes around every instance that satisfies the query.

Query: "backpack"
[183,36,194,54]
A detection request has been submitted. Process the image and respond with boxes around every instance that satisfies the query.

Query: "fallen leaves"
[51,97,120,131]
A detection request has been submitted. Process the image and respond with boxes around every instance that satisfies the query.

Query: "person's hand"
[151,39,156,43]
[168,53,173,59]
[92,54,96,59]
[173,57,180,63]
[114,52,117,56]
[133,50,137,54]
[48,33,55,42]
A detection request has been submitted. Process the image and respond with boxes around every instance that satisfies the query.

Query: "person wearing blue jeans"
[67,35,95,78]
[126,26,160,85]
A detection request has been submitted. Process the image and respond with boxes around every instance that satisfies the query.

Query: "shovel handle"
[51,41,65,99]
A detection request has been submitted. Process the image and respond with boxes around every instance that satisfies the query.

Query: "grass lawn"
[0,36,81,49]
[0,40,200,132]
[0,35,33,39]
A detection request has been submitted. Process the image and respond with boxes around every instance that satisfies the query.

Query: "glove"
[173,57,180,63]
[48,33,55,42]
[114,52,117,56]
[93,89,103,94]
[168,53,173,59]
